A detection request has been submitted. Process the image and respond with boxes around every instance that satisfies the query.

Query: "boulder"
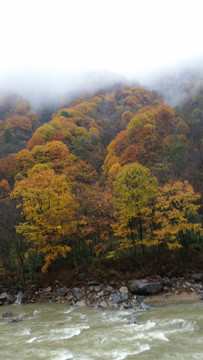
[105,286,114,293]
[72,287,85,301]
[119,286,129,301]
[129,315,139,324]
[88,286,95,292]
[94,286,101,292]
[193,284,202,291]
[112,293,122,304]
[2,311,13,318]
[122,302,130,308]
[191,274,203,282]
[87,295,94,300]
[0,292,9,301]
[9,317,22,323]
[140,302,152,310]
[128,279,161,295]
[56,287,68,296]
[76,301,86,307]
[108,301,115,307]
[0,292,14,304]
[99,301,107,308]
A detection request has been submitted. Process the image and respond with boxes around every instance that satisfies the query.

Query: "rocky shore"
[0,273,203,309]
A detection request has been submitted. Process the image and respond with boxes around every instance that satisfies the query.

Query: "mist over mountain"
[142,56,203,106]
[0,69,126,109]
[0,56,203,109]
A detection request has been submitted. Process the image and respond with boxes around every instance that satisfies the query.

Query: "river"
[0,302,202,359]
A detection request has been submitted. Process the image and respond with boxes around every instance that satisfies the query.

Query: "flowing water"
[0,301,203,359]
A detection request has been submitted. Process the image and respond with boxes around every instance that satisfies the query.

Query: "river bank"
[0,272,203,309]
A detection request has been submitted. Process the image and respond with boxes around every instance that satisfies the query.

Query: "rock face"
[128,279,161,295]
[72,288,85,301]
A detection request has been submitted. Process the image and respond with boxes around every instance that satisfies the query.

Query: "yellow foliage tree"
[12,166,76,272]
[152,180,202,249]
[112,162,159,252]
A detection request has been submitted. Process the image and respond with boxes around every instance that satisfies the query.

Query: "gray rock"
[163,278,172,287]
[112,293,122,304]
[200,293,203,300]
[0,292,8,301]
[191,274,203,282]
[98,291,104,297]
[107,301,114,307]
[94,286,101,292]
[129,315,139,324]
[119,286,129,301]
[105,286,114,293]
[88,286,95,292]
[87,281,100,286]
[128,279,161,295]
[140,302,152,310]
[56,287,68,296]
[87,295,94,300]
[193,284,202,291]
[76,301,86,307]
[131,299,139,308]
[9,317,22,323]
[104,289,111,295]
[2,311,13,318]
[72,287,85,301]
[122,302,130,308]
[99,301,107,307]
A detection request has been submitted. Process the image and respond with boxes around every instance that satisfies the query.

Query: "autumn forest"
[0,77,202,284]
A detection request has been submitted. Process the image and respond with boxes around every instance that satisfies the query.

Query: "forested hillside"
[0,83,202,283]
[0,94,39,157]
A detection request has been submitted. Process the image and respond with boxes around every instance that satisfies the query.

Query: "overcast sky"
[0,0,203,100]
